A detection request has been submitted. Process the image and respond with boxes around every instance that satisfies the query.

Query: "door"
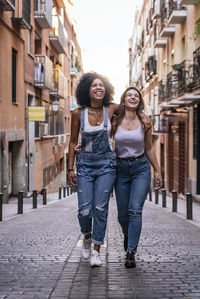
[7,142,13,196]
[28,94,35,191]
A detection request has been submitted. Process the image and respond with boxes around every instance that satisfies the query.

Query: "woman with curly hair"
[68,72,151,267]
[112,86,162,268]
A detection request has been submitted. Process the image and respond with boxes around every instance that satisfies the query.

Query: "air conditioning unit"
[60,134,66,144]
[40,123,48,136]
[54,135,61,146]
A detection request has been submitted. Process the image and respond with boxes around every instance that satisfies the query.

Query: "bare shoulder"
[72,108,81,119]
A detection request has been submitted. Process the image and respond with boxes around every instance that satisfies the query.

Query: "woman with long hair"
[112,86,162,268]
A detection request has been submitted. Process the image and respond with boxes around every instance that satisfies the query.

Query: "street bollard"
[186,192,193,220]
[67,186,69,196]
[0,193,3,221]
[59,187,62,199]
[149,188,152,202]
[172,190,177,212]
[33,190,38,209]
[70,186,73,195]
[155,187,159,204]
[63,186,66,198]
[42,188,47,205]
[162,188,166,208]
[18,191,24,214]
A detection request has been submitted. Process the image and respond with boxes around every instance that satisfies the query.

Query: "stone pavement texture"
[0,193,200,299]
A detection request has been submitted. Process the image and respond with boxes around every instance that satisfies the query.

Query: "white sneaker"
[81,237,91,259]
[90,250,102,267]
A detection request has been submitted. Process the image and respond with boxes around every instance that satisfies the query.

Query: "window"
[12,48,17,103]
[23,0,31,25]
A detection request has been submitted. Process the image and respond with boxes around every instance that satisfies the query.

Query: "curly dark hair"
[75,72,115,107]
[111,86,145,136]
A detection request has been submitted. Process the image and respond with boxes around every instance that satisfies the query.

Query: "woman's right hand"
[68,170,77,186]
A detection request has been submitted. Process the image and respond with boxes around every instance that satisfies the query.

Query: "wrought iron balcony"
[172,60,194,95]
[152,0,160,19]
[49,15,67,54]
[160,5,176,37]
[34,55,53,90]
[34,0,52,29]
[149,56,157,76]
[50,69,68,99]
[11,0,31,29]
[158,80,166,102]
[165,72,178,100]
[168,0,187,24]
[154,25,167,48]
[0,0,15,11]
[145,61,150,81]
[180,0,196,5]
[145,56,157,81]
[193,47,200,88]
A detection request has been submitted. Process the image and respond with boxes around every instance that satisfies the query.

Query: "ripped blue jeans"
[76,152,116,245]
[115,155,151,252]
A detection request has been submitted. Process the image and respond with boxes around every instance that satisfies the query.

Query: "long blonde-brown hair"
[111,87,145,137]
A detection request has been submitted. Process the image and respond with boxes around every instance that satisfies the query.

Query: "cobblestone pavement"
[0,194,200,299]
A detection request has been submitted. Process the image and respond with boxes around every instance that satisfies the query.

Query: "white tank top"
[84,108,113,150]
[115,124,144,158]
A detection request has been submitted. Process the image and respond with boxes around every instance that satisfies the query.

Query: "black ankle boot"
[125,251,136,268]
[124,234,128,252]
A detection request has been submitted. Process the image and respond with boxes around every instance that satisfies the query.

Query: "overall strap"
[103,106,109,129]
[80,107,85,131]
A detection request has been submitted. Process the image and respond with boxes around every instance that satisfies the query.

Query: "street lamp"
[52,100,59,112]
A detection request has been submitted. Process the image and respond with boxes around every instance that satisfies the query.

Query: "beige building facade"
[0,0,83,202]
[129,0,200,201]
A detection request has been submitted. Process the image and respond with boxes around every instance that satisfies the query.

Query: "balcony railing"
[193,47,200,87]
[152,0,160,19]
[160,5,176,37]
[168,0,187,24]
[154,25,167,47]
[50,69,68,99]
[145,56,157,81]
[172,60,194,95]
[34,0,52,28]
[34,55,53,90]
[158,80,166,102]
[49,15,67,54]
[165,72,179,100]
[0,0,15,11]
[180,0,196,4]
[11,0,31,29]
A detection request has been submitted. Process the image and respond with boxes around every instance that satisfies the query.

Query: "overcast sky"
[67,0,142,103]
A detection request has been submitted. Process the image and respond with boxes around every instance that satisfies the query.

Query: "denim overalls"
[76,106,116,245]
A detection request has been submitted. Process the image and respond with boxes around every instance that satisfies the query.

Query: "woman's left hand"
[75,143,82,154]
[155,171,163,189]
[139,113,152,132]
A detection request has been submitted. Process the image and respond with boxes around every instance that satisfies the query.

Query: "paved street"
[0,194,200,299]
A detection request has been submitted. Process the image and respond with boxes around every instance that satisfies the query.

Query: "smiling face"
[124,89,140,109]
[89,78,106,104]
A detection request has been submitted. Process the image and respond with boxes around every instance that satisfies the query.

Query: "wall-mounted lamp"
[52,100,59,112]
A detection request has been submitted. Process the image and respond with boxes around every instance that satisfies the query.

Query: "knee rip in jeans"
[80,209,90,216]
[129,210,141,216]
[96,206,105,212]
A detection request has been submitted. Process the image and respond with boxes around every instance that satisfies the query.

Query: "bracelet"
[68,168,74,172]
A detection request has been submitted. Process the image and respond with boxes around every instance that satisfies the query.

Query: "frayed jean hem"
[92,238,104,246]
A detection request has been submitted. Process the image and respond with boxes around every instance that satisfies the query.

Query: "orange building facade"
[0,0,83,202]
